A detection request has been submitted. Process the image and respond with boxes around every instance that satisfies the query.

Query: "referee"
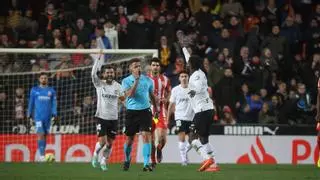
[121,58,157,172]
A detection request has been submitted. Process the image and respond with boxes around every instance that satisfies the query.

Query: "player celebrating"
[316,77,320,167]
[27,72,57,162]
[122,58,157,171]
[147,58,171,167]
[187,55,219,172]
[167,71,194,166]
[91,54,124,171]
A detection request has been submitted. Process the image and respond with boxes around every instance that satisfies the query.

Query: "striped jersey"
[148,74,171,117]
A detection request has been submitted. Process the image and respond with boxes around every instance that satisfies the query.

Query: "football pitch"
[0,163,319,180]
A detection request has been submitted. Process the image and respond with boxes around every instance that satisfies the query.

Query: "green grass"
[0,163,319,180]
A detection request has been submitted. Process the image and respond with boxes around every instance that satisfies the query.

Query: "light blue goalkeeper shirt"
[27,86,57,121]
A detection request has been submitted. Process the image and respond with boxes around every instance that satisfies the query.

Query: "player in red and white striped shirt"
[316,78,320,167]
[148,58,171,167]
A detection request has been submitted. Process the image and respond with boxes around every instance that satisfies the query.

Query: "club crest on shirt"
[195,75,200,80]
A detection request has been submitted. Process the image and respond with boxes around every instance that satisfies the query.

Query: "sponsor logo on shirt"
[38,96,50,100]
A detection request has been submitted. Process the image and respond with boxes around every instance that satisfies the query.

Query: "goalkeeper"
[90,53,124,171]
[27,72,57,162]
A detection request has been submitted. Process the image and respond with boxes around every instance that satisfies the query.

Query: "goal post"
[0,48,157,162]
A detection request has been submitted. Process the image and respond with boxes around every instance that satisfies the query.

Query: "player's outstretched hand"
[51,116,59,126]
[28,117,34,127]
[188,90,196,98]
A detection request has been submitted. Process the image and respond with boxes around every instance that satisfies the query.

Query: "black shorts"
[176,120,193,134]
[96,117,118,139]
[193,109,214,137]
[125,108,152,136]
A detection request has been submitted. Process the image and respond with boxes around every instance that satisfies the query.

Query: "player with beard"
[91,54,124,171]
[187,55,219,172]
[27,72,57,162]
[147,58,171,167]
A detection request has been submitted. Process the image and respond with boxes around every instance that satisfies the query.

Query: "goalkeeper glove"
[51,116,58,126]
[28,117,34,127]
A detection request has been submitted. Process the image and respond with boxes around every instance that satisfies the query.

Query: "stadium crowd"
[0,0,320,132]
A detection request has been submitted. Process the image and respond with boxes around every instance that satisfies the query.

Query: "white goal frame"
[0,48,158,57]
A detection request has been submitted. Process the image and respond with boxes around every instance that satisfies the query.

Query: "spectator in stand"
[215,68,239,118]
[94,25,112,49]
[74,18,91,46]
[71,44,85,67]
[280,16,301,54]
[292,83,316,124]
[260,0,280,37]
[165,56,185,88]
[129,14,153,49]
[0,34,13,48]
[220,105,236,125]
[14,87,25,122]
[233,46,252,83]
[260,88,269,103]
[305,19,320,56]
[68,34,79,48]
[104,19,119,49]
[220,0,244,19]
[259,102,278,124]
[159,35,175,71]
[207,53,226,88]
[216,28,236,56]
[261,25,289,79]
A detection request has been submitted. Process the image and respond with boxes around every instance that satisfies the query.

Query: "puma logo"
[263,127,279,135]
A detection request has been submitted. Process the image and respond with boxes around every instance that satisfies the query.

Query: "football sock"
[38,139,46,156]
[124,143,132,162]
[185,141,191,153]
[178,141,187,162]
[143,143,151,167]
[101,145,112,163]
[204,143,215,159]
[157,139,165,150]
[192,139,211,160]
[93,142,104,157]
[151,143,156,163]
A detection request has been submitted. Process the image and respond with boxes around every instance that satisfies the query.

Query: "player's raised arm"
[91,53,104,87]
[27,88,35,118]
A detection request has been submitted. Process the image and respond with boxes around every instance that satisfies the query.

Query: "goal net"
[0,48,157,162]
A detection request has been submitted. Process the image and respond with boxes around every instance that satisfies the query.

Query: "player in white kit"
[90,54,124,171]
[187,55,219,172]
[167,71,194,166]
